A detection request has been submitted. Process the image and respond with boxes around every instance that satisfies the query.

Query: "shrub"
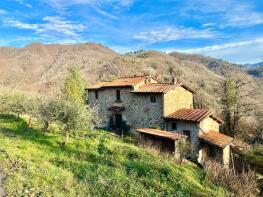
[205,161,258,196]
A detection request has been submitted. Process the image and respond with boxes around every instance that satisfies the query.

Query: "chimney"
[145,75,151,84]
[155,74,160,80]
[171,77,177,84]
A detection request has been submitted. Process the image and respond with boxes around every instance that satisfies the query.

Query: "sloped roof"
[165,108,223,124]
[86,75,160,90]
[108,101,125,112]
[136,128,185,141]
[132,83,176,93]
[87,82,109,90]
[199,130,233,148]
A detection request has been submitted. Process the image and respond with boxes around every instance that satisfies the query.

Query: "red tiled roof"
[165,108,223,123]
[87,82,109,90]
[199,130,233,148]
[136,128,185,141]
[132,83,176,93]
[86,76,155,90]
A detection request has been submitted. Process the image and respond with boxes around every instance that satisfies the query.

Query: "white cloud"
[174,38,263,64]
[43,0,134,19]
[4,19,38,30]
[43,0,134,10]
[38,16,86,38]
[14,0,32,8]
[3,16,87,42]
[185,0,263,28]
[134,27,217,44]
[0,9,7,15]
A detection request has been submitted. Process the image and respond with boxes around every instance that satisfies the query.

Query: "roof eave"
[200,138,234,149]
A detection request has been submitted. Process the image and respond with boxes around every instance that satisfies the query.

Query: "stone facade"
[87,76,232,166]
[166,120,199,158]
[87,76,194,131]
[165,117,222,161]
[87,88,165,130]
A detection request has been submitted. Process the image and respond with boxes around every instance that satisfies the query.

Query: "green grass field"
[0,114,225,196]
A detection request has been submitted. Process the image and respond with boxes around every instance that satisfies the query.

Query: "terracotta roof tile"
[132,83,176,93]
[87,82,110,90]
[86,76,149,90]
[166,108,212,122]
[199,130,233,148]
[136,128,185,141]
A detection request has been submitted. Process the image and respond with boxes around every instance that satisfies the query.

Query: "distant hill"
[244,62,263,77]
[245,62,263,69]
[247,65,263,78]
[0,43,262,114]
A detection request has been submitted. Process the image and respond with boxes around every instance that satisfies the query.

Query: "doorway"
[114,114,122,130]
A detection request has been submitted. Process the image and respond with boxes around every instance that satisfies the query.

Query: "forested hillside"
[0,43,262,139]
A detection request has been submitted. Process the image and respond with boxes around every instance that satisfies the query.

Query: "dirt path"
[0,174,5,197]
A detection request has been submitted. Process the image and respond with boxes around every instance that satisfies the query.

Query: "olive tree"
[57,99,95,145]
[0,92,11,114]
[57,66,100,144]
[24,96,40,127]
[177,139,192,165]
[37,98,61,133]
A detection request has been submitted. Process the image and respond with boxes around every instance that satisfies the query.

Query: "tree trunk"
[43,121,49,133]
[64,129,69,145]
[28,117,32,128]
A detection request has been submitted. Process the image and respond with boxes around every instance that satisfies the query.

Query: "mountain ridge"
[0,43,262,114]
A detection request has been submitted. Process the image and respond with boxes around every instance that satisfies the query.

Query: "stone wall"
[166,120,200,159]
[163,86,193,117]
[166,117,221,160]
[198,143,223,164]
[87,88,164,129]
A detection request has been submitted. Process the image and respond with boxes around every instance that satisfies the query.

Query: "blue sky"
[1,0,263,64]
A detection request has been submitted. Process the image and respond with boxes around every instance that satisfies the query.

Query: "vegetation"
[0,115,226,196]
[205,161,258,196]
[240,146,263,170]
[247,65,263,78]
[177,139,192,165]
[0,43,262,195]
[62,66,86,105]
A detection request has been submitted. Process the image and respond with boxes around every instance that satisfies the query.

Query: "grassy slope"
[0,115,225,197]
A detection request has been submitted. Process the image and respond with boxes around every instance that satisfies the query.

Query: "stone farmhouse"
[86,75,233,166]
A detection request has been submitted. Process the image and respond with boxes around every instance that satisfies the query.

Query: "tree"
[57,99,95,145]
[176,139,192,165]
[0,92,11,114]
[25,96,40,127]
[9,92,27,118]
[37,98,61,133]
[220,76,258,137]
[62,66,86,105]
[221,79,236,136]
[251,111,263,144]
[58,67,100,144]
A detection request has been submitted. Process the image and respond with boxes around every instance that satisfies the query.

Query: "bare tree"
[220,75,259,137]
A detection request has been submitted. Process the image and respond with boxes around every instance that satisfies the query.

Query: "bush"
[205,161,258,196]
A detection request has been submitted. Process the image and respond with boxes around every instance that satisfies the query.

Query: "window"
[172,122,177,130]
[208,145,216,158]
[150,96,156,103]
[95,90,99,99]
[183,130,191,142]
[116,90,121,101]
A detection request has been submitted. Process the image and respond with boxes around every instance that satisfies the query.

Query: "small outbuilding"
[199,130,233,166]
[136,128,186,159]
